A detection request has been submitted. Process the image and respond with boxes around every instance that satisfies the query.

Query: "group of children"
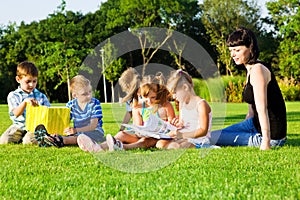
[0,61,218,151]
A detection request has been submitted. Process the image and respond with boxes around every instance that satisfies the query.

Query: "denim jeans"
[209,118,286,147]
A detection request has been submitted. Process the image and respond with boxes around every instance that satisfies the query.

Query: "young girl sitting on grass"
[77,73,175,152]
[156,69,219,149]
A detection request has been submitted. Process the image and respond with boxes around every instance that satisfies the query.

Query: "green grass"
[0,103,299,199]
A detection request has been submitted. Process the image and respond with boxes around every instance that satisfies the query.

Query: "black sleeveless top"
[243,62,286,140]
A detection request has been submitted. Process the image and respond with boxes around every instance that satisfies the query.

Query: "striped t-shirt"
[66,97,103,132]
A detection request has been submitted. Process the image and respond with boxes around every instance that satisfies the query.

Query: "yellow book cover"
[25,105,71,135]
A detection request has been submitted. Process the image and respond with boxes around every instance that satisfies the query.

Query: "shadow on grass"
[286,133,300,146]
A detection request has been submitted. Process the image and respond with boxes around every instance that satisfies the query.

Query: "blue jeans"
[209,118,286,147]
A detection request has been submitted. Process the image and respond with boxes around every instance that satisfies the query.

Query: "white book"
[122,114,177,140]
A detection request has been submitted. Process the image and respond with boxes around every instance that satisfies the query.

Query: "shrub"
[222,76,246,103]
[193,76,300,102]
[193,76,245,102]
[277,77,300,101]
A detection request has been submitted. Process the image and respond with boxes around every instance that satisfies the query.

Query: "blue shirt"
[66,98,103,132]
[7,87,50,129]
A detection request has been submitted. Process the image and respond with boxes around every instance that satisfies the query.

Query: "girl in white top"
[156,69,216,149]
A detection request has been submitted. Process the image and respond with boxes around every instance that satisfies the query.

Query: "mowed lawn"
[0,102,299,199]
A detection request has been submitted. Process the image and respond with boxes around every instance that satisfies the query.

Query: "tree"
[32,1,89,101]
[104,0,202,76]
[267,0,300,80]
[200,0,261,76]
[102,39,126,103]
[0,24,20,102]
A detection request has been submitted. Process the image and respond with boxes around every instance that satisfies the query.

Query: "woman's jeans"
[209,118,286,147]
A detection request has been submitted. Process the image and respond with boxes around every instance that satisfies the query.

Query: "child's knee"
[166,142,180,149]
[0,126,24,144]
[156,140,170,149]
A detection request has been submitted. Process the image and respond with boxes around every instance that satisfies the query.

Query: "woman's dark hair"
[226,27,259,64]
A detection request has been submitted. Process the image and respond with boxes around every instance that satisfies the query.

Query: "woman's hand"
[260,137,271,150]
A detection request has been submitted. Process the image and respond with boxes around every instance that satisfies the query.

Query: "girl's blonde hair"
[118,67,141,103]
[70,75,91,94]
[167,69,193,94]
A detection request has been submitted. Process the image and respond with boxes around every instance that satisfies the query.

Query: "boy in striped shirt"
[34,75,105,147]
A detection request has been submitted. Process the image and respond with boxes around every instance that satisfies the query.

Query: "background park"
[0,0,299,199]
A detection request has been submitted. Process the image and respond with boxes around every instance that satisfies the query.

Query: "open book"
[122,114,177,140]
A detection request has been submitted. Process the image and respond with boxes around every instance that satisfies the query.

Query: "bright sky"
[0,0,106,25]
[0,0,268,26]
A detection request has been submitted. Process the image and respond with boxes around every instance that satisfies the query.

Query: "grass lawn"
[0,102,299,199]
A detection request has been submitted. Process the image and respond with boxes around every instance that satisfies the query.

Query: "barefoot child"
[77,73,175,152]
[156,69,219,149]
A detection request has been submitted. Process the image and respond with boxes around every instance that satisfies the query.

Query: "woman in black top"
[210,27,287,150]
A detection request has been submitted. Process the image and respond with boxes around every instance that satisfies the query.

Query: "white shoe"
[77,134,102,153]
[106,134,123,151]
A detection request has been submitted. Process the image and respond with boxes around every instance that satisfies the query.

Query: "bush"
[193,76,245,102]
[193,76,300,102]
[277,77,300,101]
[222,76,246,103]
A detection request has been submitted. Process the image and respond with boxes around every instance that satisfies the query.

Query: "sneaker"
[77,134,102,153]
[106,134,123,151]
[34,124,52,147]
[0,125,25,144]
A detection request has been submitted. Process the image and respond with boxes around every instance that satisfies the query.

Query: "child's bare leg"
[114,131,140,144]
[61,135,78,145]
[123,137,157,150]
[178,140,194,148]
[156,139,173,149]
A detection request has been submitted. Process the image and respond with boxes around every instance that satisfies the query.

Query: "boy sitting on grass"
[0,61,50,144]
[34,75,105,147]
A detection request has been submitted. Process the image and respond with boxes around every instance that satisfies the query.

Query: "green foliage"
[200,0,261,76]
[0,0,299,104]
[0,103,299,199]
[267,0,300,81]
[193,77,226,102]
[277,77,300,101]
[193,76,245,103]
[195,75,300,103]
[222,75,246,103]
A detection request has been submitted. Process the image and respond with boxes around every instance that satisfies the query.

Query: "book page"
[122,114,176,139]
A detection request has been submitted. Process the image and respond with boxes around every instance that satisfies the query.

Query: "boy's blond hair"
[16,61,38,78]
[70,75,91,94]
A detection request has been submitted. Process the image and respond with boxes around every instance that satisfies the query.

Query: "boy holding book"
[0,61,50,144]
[34,75,105,147]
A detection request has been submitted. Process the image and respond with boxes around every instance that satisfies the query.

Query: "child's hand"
[168,129,183,139]
[25,98,39,106]
[170,118,184,129]
[64,127,77,135]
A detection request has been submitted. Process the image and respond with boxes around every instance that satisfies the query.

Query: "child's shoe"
[0,125,25,144]
[77,134,102,153]
[106,134,123,151]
